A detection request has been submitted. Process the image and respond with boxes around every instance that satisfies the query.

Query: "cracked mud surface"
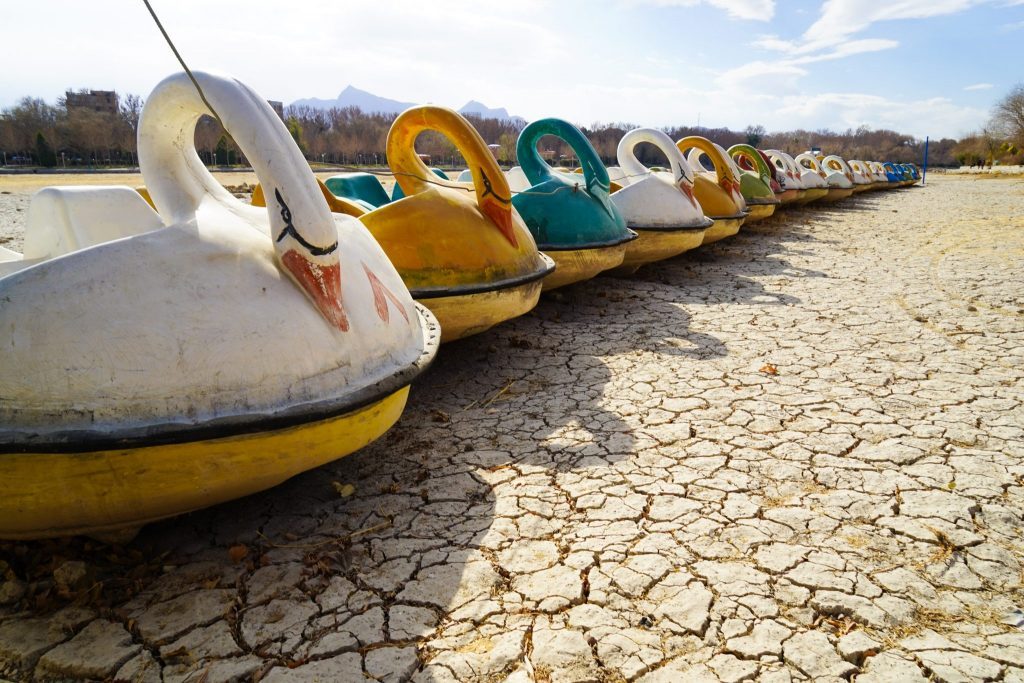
[1,175,1023,682]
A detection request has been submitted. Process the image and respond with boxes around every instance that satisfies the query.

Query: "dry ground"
[1,175,1023,682]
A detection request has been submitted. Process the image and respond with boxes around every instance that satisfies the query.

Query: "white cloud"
[964,83,994,90]
[801,0,978,49]
[636,0,775,21]
[755,0,996,63]
[787,38,901,63]
[718,61,808,94]
[708,0,776,20]
[772,92,986,138]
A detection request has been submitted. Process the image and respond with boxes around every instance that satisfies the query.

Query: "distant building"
[268,100,285,119]
[65,90,119,115]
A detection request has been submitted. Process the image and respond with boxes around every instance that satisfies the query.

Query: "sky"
[3,0,1022,139]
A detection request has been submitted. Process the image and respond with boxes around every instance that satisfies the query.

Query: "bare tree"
[992,84,1024,145]
[745,124,766,147]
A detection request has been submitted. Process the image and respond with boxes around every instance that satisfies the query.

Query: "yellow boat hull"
[744,203,776,222]
[0,389,410,540]
[821,188,855,202]
[776,189,800,204]
[612,226,707,273]
[701,216,744,245]
[422,279,545,342]
[542,243,629,291]
[795,188,829,204]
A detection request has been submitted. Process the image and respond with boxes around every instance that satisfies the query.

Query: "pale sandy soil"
[1,175,1023,682]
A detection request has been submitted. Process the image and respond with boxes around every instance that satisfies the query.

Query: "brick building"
[65,90,119,115]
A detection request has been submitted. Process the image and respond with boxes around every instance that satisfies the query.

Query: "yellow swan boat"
[0,71,439,540]
[323,107,553,342]
[677,136,748,243]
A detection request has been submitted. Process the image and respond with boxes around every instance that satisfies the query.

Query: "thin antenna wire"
[142,0,226,131]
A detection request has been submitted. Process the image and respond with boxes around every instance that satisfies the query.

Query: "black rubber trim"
[410,253,556,299]
[537,230,639,252]
[627,217,715,232]
[0,304,441,455]
[707,211,750,221]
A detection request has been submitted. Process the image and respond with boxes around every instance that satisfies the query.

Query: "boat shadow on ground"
[621,215,827,307]
[0,276,722,680]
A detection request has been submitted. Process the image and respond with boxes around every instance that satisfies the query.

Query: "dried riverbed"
[1,175,1023,682]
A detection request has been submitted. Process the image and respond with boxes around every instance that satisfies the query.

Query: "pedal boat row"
[0,70,919,540]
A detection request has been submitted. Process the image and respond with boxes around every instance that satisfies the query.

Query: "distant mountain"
[290,85,414,115]
[458,100,526,125]
[289,86,523,123]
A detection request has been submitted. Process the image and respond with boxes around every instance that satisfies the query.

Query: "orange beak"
[480,199,518,248]
[282,250,349,332]
[678,180,697,207]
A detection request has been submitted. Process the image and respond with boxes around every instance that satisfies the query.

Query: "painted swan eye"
[273,188,338,256]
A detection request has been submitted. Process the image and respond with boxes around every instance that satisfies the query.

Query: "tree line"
[950,84,1024,167]
[3,85,1022,170]
[0,91,143,167]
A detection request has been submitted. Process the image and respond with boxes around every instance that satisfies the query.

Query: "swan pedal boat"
[0,71,439,541]
[759,149,800,205]
[606,128,712,273]
[323,107,553,342]
[447,121,636,290]
[765,150,807,205]
[679,136,748,242]
[822,155,865,195]
[809,154,855,201]
[780,150,828,204]
[845,160,874,192]
[783,151,830,203]
[506,118,636,289]
[727,144,779,222]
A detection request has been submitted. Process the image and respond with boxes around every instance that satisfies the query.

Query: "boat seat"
[323,173,393,209]
[22,186,164,262]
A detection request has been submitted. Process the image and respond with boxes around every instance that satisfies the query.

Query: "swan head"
[269,186,349,332]
[138,70,350,333]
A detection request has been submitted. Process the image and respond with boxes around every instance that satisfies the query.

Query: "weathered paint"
[420,276,548,342]
[1,389,410,540]
[677,136,748,243]
[808,154,855,199]
[390,167,451,202]
[845,159,874,192]
[512,118,634,289]
[0,71,438,539]
[726,143,779,222]
[608,128,712,271]
[765,149,816,206]
[329,105,551,341]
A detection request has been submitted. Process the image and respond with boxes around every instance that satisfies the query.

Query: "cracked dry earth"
[1,174,1023,683]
